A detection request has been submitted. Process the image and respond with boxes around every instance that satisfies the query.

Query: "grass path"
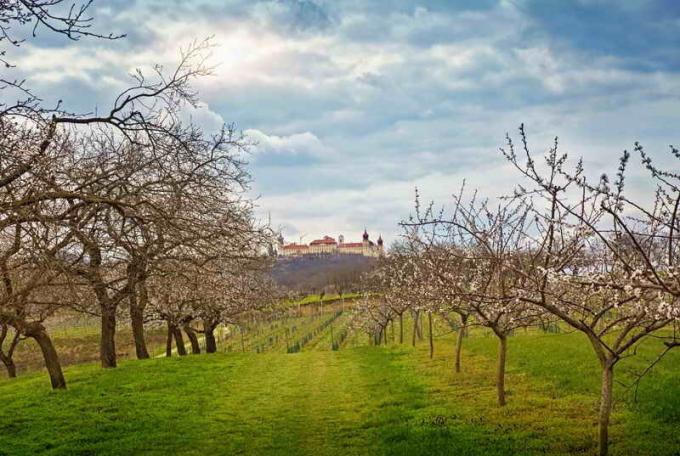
[0,347,521,455]
[0,331,678,455]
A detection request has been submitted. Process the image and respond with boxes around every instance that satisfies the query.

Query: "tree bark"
[173,326,187,356]
[0,354,16,378]
[399,313,404,344]
[183,324,201,354]
[204,322,217,353]
[454,314,468,374]
[0,329,18,378]
[416,312,423,341]
[100,306,117,368]
[496,334,507,406]
[129,281,150,359]
[412,311,419,347]
[165,322,174,357]
[428,312,434,359]
[26,325,66,389]
[598,364,614,456]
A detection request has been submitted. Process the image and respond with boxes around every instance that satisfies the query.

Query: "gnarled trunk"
[173,326,187,356]
[165,322,174,357]
[100,306,117,368]
[454,314,468,373]
[26,324,65,389]
[204,321,217,353]
[129,281,150,359]
[183,323,201,354]
[0,326,19,378]
[496,334,507,406]
[0,354,16,378]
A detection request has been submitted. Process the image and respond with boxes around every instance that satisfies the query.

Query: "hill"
[270,254,377,291]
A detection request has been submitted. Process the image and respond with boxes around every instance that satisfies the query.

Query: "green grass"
[285,293,362,307]
[0,317,678,455]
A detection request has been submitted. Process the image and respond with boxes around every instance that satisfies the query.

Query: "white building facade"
[277,230,384,258]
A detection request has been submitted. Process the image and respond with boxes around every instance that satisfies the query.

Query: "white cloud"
[12,0,679,249]
[246,129,331,157]
[180,102,226,133]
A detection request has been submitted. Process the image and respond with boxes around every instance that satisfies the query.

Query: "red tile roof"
[282,244,308,250]
[310,236,337,245]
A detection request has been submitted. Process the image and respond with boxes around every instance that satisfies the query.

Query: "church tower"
[362,229,369,255]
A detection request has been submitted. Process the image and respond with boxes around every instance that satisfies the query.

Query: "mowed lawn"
[0,329,678,455]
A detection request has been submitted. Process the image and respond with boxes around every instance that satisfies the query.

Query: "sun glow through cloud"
[14,0,680,245]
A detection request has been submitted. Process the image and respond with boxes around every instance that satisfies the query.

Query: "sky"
[11,0,680,246]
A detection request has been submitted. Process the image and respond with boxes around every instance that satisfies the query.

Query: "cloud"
[180,103,226,133]
[246,129,331,167]
[11,0,680,245]
[253,0,333,32]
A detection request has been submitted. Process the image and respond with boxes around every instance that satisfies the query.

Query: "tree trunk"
[412,311,419,347]
[598,364,614,456]
[166,322,174,357]
[173,327,187,356]
[496,334,507,406]
[0,355,16,378]
[416,312,423,340]
[428,312,434,359]
[130,304,150,360]
[0,325,19,378]
[129,282,150,359]
[100,306,117,368]
[205,322,217,353]
[183,324,201,354]
[399,313,404,344]
[454,314,468,374]
[27,325,66,389]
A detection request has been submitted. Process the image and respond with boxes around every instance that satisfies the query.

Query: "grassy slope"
[0,329,678,455]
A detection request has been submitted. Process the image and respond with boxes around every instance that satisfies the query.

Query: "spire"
[377,234,383,246]
[362,228,369,241]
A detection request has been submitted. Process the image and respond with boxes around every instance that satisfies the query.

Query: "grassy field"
[0,317,678,455]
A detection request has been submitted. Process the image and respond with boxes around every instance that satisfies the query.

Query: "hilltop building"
[277,230,384,258]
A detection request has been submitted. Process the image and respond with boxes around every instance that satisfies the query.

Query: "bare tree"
[500,125,679,455]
